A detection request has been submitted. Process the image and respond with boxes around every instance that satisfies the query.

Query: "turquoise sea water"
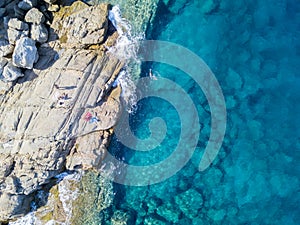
[107,0,300,224]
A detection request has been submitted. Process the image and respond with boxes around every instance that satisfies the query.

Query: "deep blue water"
[108,0,300,224]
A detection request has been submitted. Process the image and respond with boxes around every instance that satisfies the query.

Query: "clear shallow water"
[109,0,300,224]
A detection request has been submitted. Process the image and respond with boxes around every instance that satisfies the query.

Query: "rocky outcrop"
[12,37,38,69]
[0,1,124,222]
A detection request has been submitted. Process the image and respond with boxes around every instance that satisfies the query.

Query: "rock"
[0,1,5,7]
[0,39,14,57]
[0,79,13,95]
[7,28,29,44]
[156,202,180,223]
[44,0,57,4]
[12,37,37,69]
[175,189,204,219]
[226,68,243,90]
[47,4,60,12]
[0,7,6,17]
[2,0,18,16]
[14,4,26,19]
[0,57,8,74]
[52,3,108,47]
[8,18,29,31]
[0,193,33,222]
[30,24,48,43]
[207,209,226,222]
[0,2,124,222]
[1,61,24,82]
[25,8,45,24]
[18,0,37,11]
[111,210,134,225]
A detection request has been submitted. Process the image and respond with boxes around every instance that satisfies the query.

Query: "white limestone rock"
[25,8,45,24]
[0,39,14,57]
[30,24,48,43]
[12,37,38,69]
[47,4,60,12]
[1,62,24,82]
[7,28,29,44]
[8,18,29,30]
[0,57,8,75]
[44,0,58,4]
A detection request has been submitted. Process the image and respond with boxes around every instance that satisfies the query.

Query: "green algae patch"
[70,171,114,225]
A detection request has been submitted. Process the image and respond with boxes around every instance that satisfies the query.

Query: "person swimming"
[149,69,158,80]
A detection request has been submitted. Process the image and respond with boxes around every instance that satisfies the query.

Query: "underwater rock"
[12,37,37,69]
[156,202,180,223]
[226,68,243,90]
[25,8,45,24]
[175,188,203,219]
[111,210,134,225]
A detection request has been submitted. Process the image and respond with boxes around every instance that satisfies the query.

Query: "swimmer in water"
[149,69,158,80]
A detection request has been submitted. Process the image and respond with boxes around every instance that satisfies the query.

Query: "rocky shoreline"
[0,0,126,223]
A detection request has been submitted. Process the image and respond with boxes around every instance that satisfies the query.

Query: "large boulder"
[30,23,48,43]
[8,18,29,30]
[0,193,33,222]
[52,2,109,47]
[175,189,204,219]
[12,37,38,69]
[1,61,24,82]
[7,18,29,44]
[7,28,29,44]
[24,7,45,24]
[18,0,37,11]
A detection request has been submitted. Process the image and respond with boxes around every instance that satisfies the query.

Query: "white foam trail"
[108,5,143,112]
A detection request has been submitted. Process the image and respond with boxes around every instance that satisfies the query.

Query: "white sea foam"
[8,213,36,225]
[8,173,81,225]
[57,173,81,224]
[108,5,143,112]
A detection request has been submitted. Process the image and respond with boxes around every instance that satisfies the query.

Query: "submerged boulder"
[12,37,38,69]
[175,189,204,219]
